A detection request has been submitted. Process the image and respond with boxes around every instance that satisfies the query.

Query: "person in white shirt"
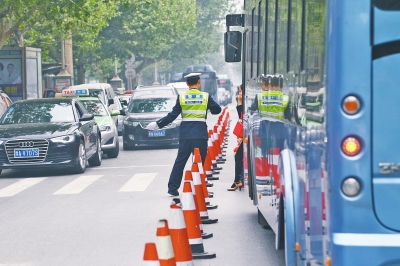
[3,63,21,84]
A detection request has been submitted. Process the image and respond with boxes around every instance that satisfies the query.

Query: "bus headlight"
[342,177,361,197]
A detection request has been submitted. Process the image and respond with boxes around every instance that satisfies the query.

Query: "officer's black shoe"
[168,190,179,196]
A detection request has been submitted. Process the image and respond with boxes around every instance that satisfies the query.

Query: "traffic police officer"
[146,73,221,196]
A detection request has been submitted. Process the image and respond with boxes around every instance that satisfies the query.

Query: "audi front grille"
[5,139,49,163]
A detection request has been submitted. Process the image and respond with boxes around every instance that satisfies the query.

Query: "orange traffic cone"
[169,198,194,266]
[183,171,213,238]
[155,219,176,266]
[191,163,218,224]
[193,152,217,209]
[193,148,214,199]
[181,181,216,259]
[143,242,160,265]
[204,146,218,181]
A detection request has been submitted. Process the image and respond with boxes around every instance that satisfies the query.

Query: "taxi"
[60,88,122,158]
[0,98,102,175]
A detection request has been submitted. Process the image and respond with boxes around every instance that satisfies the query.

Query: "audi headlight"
[51,134,75,143]
[100,124,112,132]
[0,140,4,145]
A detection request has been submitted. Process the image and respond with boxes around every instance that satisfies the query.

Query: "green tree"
[0,0,120,49]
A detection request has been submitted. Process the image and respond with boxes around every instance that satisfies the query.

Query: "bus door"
[372,2,400,231]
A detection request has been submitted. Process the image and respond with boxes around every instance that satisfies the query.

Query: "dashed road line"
[119,173,157,192]
[0,178,47,197]
[53,175,102,195]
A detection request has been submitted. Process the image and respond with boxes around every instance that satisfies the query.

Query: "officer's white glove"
[146,122,159,130]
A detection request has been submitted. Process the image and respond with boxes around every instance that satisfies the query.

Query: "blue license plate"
[14,148,39,158]
[148,131,165,137]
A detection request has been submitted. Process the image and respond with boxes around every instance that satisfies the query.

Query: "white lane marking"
[333,233,400,246]
[0,178,47,197]
[119,173,157,192]
[53,175,102,195]
[92,165,172,170]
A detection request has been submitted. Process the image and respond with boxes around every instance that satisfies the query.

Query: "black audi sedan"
[0,98,102,175]
[122,94,181,150]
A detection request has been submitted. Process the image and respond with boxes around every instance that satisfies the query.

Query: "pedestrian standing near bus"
[228,84,244,191]
[146,73,221,196]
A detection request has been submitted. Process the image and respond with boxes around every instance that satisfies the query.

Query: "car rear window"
[129,98,175,113]
[134,89,174,97]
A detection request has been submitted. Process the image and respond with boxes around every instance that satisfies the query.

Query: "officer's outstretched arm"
[156,97,182,128]
[208,95,222,114]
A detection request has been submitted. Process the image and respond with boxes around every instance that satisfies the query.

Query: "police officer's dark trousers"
[168,139,207,193]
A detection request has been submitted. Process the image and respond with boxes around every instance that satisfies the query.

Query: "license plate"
[148,131,165,137]
[14,148,39,158]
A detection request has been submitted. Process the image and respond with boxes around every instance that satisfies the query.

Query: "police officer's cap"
[184,72,201,82]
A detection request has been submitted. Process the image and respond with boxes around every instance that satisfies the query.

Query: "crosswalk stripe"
[0,178,47,197]
[53,175,102,195]
[119,173,157,192]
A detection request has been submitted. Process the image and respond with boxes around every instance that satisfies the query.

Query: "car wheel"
[88,135,102,167]
[74,140,87,174]
[0,169,2,176]
[106,139,119,158]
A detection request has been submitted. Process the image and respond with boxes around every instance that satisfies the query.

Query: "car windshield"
[88,89,106,103]
[80,100,108,116]
[134,89,174,97]
[0,101,75,124]
[129,98,174,113]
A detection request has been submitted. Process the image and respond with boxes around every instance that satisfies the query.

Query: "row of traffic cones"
[142,107,231,265]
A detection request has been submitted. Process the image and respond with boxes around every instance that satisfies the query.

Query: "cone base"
[208,194,214,198]
[206,204,218,210]
[201,218,218,224]
[201,232,213,239]
[207,176,219,180]
[212,170,220,174]
[206,183,213,187]
[213,167,222,171]
[192,252,216,260]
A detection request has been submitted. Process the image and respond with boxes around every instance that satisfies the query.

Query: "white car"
[218,87,228,106]
[167,82,189,95]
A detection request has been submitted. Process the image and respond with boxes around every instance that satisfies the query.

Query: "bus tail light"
[342,95,361,115]
[342,136,361,156]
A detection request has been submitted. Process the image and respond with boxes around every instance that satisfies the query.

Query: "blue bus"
[225,0,400,265]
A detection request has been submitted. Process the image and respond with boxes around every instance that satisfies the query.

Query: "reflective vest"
[180,89,209,122]
[257,90,288,120]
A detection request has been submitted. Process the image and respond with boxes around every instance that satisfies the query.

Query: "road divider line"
[53,175,102,195]
[119,173,157,192]
[92,165,172,170]
[0,178,47,197]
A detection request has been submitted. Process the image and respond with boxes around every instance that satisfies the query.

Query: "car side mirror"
[224,31,242,62]
[108,98,115,105]
[80,113,94,121]
[122,100,128,106]
[111,110,120,117]
[119,109,126,116]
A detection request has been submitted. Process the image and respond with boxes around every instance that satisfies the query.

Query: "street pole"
[153,62,160,85]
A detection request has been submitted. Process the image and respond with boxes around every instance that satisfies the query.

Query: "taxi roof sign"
[62,88,89,97]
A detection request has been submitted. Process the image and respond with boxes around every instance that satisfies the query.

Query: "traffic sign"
[125,69,136,79]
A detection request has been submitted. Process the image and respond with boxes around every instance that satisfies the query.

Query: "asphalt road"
[0,104,285,266]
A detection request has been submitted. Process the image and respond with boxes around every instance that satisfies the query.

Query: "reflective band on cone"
[183,171,213,239]
[143,242,160,266]
[191,163,218,224]
[155,220,176,266]
[193,153,218,210]
[169,198,194,266]
[181,181,216,260]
